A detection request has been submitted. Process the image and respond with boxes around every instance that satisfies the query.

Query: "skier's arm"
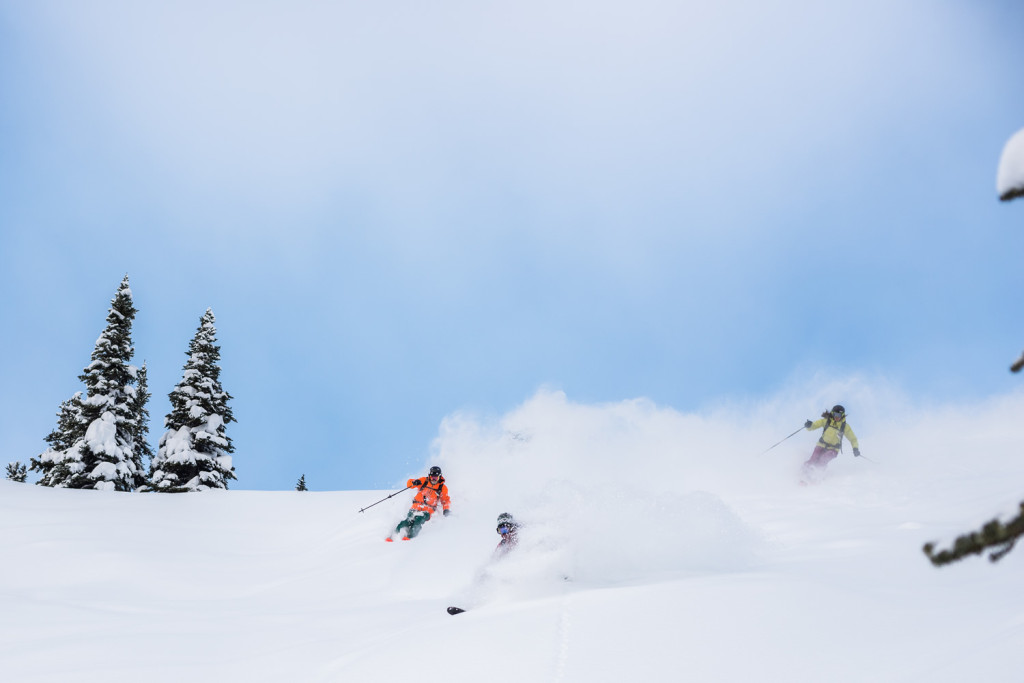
[808,418,826,431]
[844,424,860,450]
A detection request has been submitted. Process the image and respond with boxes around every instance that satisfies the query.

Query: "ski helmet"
[831,405,846,417]
[429,466,442,477]
[496,512,516,534]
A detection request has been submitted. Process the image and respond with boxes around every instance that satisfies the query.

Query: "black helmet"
[429,466,442,477]
[831,405,846,417]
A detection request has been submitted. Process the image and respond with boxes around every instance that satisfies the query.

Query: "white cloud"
[15,0,988,240]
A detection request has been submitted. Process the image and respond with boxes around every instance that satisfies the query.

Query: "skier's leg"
[802,445,837,481]
[395,510,416,536]
[802,445,824,477]
[817,448,838,469]
[803,446,839,480]
[406,512,431,538]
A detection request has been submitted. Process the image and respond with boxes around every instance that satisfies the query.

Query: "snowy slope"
[3,387,1024,682]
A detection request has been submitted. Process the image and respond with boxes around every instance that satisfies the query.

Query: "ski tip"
[384,537,394,542]
[447,606,466,615]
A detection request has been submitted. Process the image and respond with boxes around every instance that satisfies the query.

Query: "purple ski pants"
[804,445,838,471]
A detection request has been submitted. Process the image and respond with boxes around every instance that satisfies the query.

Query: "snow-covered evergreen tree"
[296,474,307,491]
[32,276,144,491]
[5,462,27,482]
[1000,127,1024,372]
[30,391,86,485]
[150,309,236,492]
[129,362,154,487]
[923,133,1024,565]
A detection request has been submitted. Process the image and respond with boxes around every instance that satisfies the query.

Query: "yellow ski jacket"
[807,415,859,452]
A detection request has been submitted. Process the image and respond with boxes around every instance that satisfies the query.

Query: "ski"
[446,606,466,615]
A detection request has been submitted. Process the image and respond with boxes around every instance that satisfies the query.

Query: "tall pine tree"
[150,309,236,492]
[129,362,154,487]
[32,276,145,491]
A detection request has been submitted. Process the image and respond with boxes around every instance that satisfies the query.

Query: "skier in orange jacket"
[387,466,451,541]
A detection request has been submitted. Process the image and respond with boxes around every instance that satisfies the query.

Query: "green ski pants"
[395,511,431,538]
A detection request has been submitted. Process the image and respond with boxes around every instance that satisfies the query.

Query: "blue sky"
[2,1,1023,491]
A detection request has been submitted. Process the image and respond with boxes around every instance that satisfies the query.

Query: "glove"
[853,448,861,457]
[804,420,813,429]
[412,479,422,486]
[443,509,450,517]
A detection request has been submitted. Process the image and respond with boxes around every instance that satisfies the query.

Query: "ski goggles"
[497,525,511,535]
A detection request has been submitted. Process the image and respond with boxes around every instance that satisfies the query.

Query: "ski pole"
[358,485,413,513]
[762,426,805,454]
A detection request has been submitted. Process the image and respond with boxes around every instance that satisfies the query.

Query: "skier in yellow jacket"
[802,404,861,480]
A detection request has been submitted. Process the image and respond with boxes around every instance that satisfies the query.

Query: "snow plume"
[428,381,1024,589]
[430,390,769,587]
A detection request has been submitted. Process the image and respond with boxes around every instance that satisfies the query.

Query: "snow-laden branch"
[997,128,1024,202]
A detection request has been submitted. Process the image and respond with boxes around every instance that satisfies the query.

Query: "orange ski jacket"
[406,476,451,514]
